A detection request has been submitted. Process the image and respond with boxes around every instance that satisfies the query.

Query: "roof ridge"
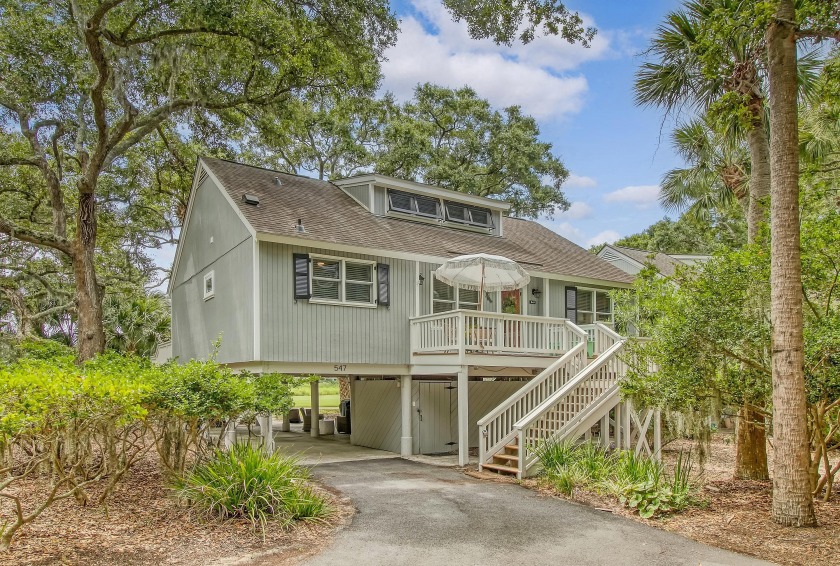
[201,156,328,183]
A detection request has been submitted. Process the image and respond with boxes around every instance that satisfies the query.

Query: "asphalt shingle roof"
[202,157,634,285]
[608,245,682,277]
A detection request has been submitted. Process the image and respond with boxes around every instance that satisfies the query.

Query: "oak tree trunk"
[74,191,105,361]
[766,0,817,527]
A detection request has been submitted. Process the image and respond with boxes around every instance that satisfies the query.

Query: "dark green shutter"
[565,286,577,322]
[376,263,390,306]
[293,253,310,299]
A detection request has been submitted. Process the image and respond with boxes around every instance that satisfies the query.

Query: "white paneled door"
[417,381,457,454]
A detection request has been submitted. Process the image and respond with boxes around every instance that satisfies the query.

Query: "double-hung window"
[432,279,481,313]
[575,288,613,325]
[311,256,376,306]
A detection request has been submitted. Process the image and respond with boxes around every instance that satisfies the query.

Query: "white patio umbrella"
[434,253,530,310]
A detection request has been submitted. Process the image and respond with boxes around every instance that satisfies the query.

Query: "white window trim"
[309,254,378,308]
[575,287,613,325]
[203,271,215,301]
[431,279,483,313]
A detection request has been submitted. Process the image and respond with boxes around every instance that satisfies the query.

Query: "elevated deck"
[409,310,585,374]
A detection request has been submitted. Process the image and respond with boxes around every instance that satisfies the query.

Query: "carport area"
[268,425,396,465]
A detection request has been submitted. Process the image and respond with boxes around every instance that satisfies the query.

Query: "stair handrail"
[476,320,588,468]
[513,338,627,474]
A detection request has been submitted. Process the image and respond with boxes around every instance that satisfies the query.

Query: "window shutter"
[565,286,577,321]
[293,253,311,300]
[376,263,390,306]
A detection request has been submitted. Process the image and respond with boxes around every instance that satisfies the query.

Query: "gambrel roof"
[199,157,634,285]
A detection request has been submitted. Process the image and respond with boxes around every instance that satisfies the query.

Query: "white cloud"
[603,185,661,208]
[557,201,593,220]
[564,173,597,188]
[586,230,621,247]
[381,1,611,120]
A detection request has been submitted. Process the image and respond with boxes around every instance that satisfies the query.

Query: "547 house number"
[333,364,348,372]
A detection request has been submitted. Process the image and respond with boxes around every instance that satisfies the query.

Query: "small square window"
[203,271,215,300]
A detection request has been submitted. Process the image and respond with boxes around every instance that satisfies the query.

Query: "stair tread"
[504,443,519,451]
[482,463,518,474]
[494,453,519,462]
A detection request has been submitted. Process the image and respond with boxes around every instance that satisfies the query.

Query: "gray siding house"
[170,158,656,474]
[597,244,710,277]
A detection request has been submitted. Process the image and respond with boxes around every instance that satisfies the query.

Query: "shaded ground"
[307,457,769,566]
[2,454,352,566]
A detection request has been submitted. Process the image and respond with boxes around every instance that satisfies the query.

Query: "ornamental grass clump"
[172,443,331,534]
[536,439,699,519]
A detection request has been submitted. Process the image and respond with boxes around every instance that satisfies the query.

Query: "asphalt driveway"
[306,458,771,566]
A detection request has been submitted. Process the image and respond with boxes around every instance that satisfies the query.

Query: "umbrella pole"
[479,263,485,312]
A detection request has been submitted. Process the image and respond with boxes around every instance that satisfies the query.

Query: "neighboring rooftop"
[200,157,634,285]
[600,244,710,277]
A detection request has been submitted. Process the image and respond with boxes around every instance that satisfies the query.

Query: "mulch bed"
[2,456,353,566]
[476,434,839,566]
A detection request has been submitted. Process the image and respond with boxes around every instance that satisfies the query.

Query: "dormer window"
[444,201,493,229]
[388,189,440,219]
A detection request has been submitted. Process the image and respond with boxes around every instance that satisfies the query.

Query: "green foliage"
[612,212,745,255]
[171,443,330,533]
[104,292,171,357]
[375,84,569,218]
[536,440,699,518]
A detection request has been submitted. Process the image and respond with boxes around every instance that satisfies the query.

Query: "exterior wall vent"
[242,193,260,205]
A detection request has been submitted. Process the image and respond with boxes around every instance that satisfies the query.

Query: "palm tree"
[635,0,771,244]
[635,0,774,480]
[660,116,750,221]
[104,293,171,358]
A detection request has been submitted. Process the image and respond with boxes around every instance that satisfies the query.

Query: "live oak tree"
[374,84,570,219]
[0,0,397,360]
[0,0,595,359]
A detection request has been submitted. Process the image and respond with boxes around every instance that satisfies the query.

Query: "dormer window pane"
[388,189,440,219]
[444,201,493,228]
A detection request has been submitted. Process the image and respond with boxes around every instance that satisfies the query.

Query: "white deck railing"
[410,310,584,357]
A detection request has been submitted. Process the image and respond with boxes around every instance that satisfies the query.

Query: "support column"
[653,408,662,461]
[622,401,632,450]
[224,419,237,449]
[310,378,320,438]
[400,375,412,457]
[614,403,622,449]
[457,369,469,466]
[261,414,275,453]
[600,413,610,448]
[280,410,291,432]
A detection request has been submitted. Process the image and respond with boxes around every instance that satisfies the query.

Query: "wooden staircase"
[480,439,519,476]
[477,323,633,479]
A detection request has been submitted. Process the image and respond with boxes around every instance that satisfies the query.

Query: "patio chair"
[287,408,302,424]
[301,409,324,433]
[335,414,351,434]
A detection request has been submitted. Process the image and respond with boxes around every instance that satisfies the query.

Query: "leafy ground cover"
[487,433,839,566]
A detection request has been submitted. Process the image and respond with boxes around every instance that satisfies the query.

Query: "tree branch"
[0,219,74,257]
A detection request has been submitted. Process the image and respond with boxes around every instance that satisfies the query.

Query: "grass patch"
[291,394,340,411]
[172,443,331,535]
[536,440,699,518]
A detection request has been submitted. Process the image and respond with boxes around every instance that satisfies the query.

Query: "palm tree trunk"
[732,106,772,481]
[766,0,816,527]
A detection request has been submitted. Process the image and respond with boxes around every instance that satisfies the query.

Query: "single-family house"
[169,158,661,477]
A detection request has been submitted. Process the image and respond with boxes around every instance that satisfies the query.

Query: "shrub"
[171,443,330,534]
[536,438,699,519]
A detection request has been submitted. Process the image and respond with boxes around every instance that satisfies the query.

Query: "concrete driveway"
[306,458,771,566]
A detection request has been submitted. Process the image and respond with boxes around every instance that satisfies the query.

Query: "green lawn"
[290,378,341,411]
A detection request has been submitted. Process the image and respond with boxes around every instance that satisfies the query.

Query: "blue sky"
[381,0,685,247]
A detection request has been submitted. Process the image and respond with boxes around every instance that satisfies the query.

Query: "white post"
[600,413,610,448]
[457,368,469,466]
[614,403,622,449]
[262,414,275,453]
[224,419,237,448]
[310,379,320,438]
[400,375,412,457]
[622,401,632,450]
[653,408,662,461]
[280,409,291,432]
